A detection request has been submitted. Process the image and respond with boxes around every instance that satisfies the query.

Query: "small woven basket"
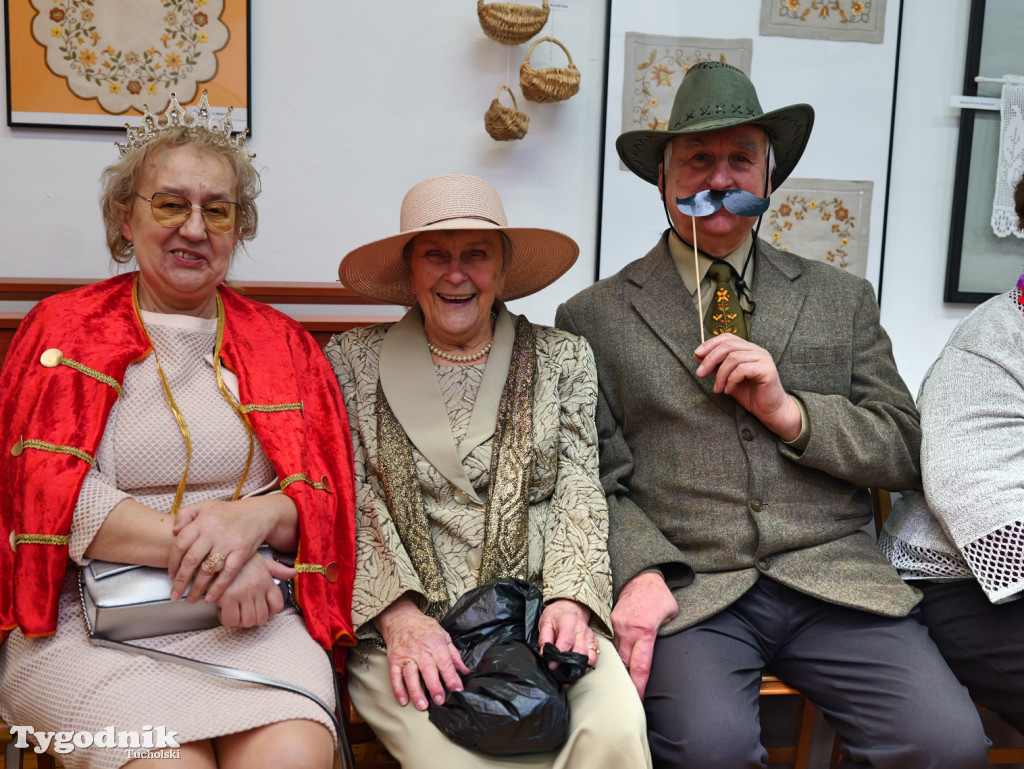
[484,85,529,141]
[477,0,550,46]
[520,36,580,103]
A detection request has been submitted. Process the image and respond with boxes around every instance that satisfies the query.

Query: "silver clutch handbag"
[77,548,350,767]
[79,545,293,641]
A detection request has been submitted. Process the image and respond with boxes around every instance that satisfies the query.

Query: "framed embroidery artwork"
[4,0,250,131]
[620,33,752,138]
[765,179,873,279]
[758,0,886,44]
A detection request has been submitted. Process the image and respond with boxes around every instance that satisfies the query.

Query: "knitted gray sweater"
[880,290,1024,604]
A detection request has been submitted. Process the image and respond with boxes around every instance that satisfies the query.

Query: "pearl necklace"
[428,341,492,363]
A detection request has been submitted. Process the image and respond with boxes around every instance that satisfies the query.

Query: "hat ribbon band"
[419,214,502,228]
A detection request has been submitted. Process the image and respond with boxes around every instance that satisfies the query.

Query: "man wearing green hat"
[556,61,986,768]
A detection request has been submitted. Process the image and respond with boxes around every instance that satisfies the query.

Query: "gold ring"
[401,660,417,670]
[589,643,600,655]
[202,553,226,575]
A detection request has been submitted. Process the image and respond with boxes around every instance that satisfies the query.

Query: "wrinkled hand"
[694,334,802,441]
[538,599,598,669]
[215,552,296,629]
[375,596,469,711]
[611,572,678,700]
[169,499,277,603]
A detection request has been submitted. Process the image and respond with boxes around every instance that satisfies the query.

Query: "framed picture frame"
[944,0,1022,303]
[4,0,250,132]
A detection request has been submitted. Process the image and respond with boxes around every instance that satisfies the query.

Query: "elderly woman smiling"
[325,174,650,768]
[0,95,355,769]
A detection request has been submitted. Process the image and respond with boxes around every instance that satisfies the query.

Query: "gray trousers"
[918,578,1024,734]
[644,577,988,769]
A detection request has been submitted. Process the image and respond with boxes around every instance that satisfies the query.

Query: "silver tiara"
[116,90,252,159]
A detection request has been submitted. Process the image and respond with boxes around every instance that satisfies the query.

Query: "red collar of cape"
[0,273,356,655]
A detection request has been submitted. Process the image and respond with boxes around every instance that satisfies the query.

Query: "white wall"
[882,0,974,394]
[0,1,986,394]
[0,2,608,324]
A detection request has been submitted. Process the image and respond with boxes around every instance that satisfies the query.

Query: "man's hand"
[694,333,802,441]
[611,571,678,699]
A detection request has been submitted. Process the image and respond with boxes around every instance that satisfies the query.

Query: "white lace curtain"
[992,76,1024,238]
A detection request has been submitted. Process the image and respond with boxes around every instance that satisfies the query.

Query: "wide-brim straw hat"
[339,174,579,305]
[616,61,814,190]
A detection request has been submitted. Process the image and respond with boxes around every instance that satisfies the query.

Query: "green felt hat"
[616,61,814,189]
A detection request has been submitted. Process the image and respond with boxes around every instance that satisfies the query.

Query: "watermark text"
[8,725,179,755]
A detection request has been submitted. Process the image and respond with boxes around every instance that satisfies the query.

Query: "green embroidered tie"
[704,261,748,339]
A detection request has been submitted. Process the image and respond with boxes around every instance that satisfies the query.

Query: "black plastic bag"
[427,578,590,755]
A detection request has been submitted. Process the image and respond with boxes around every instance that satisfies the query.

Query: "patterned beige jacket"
[325,307,612,642]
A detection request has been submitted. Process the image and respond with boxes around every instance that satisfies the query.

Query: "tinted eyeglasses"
[134,192,240,234]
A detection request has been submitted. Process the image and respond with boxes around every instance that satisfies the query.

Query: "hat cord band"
[419,214,502,228]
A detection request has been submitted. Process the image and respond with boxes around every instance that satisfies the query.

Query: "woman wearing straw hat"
[324,174,650,768]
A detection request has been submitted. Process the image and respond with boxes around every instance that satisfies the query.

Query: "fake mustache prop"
[675,189,771,218]
[670,189,769,345]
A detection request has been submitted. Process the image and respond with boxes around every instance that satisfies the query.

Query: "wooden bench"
[0,277,399,368]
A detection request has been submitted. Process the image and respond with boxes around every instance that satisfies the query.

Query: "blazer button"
[741,428,754,441]
[750,499,763,512]
[466,548,483,570]
[757,558,770,570]
[454,490,470,504]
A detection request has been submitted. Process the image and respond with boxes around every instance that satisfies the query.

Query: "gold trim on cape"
[16,439,94,466]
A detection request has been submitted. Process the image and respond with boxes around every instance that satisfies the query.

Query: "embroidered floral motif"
[30,0,228,113]
[769,193,857,269]
[762,0,884,43]
[623,34,752,134]
[773,0,874,24]
[710,287,740,335]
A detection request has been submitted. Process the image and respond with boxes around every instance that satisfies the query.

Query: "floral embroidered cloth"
[30,0,228,114]
[765,178,873,279]
[759,0,886,44]
[620,33,751,141]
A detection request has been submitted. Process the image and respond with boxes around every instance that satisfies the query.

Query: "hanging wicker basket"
[520,36,580,103]
[477,0,550,46]
[484,85,529,141]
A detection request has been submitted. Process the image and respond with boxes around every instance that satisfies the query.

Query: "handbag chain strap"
[87,634,354,769]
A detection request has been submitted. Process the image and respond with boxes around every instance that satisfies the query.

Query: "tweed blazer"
[556,234,923,634]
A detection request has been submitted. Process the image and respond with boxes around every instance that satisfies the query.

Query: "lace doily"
[992,78,1024,238]
[29,0,228,113]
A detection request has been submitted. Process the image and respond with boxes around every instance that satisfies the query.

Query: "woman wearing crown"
[0,94,355,769]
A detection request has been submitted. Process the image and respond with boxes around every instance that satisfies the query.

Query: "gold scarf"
[375,316,536,621]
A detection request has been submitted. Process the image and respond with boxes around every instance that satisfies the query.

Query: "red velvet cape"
[0,273,356,653]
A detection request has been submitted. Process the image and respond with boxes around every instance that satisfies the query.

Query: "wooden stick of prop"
[693,216,705,344]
